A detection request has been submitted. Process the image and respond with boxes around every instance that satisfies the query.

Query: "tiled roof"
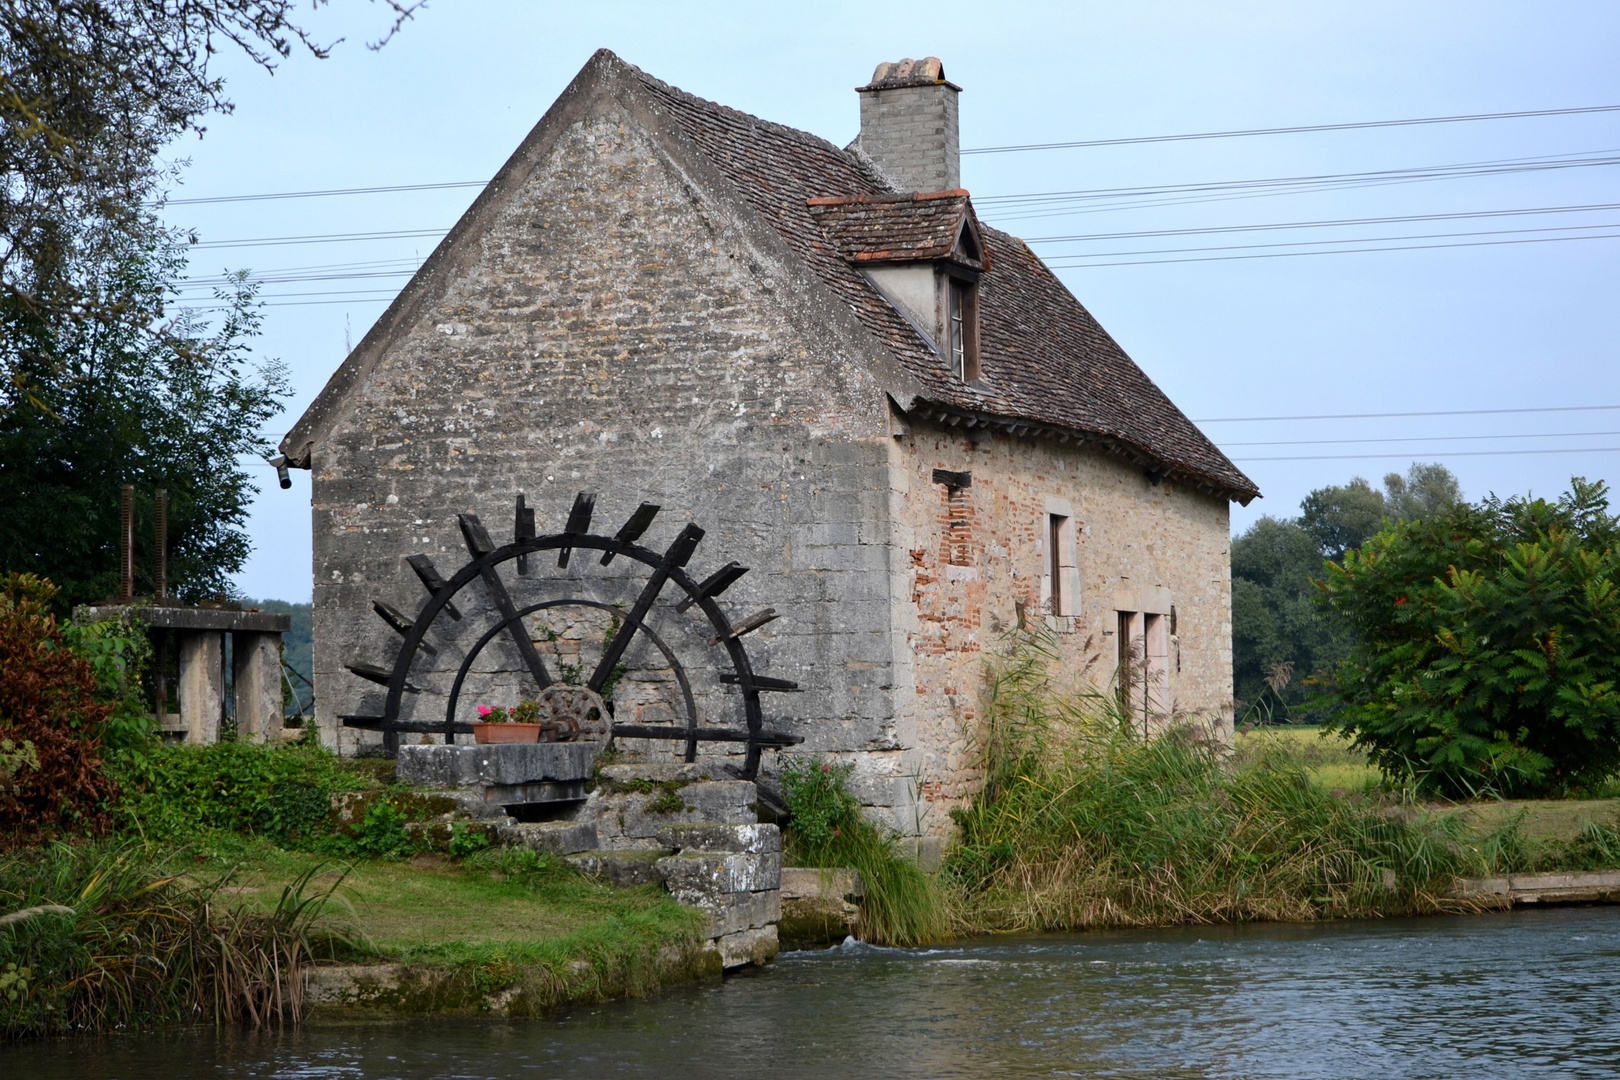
[626,62,1258,501]
[806,192,985,267]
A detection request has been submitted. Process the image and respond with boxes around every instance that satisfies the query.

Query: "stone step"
[496,819,600,855]
[1454,870,1620,905]
[567,849,672,888]
[398,741,601,787]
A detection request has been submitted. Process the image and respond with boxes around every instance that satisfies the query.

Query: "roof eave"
[898,396,1261,505]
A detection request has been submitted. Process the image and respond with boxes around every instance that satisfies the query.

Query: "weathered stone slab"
[656,851,782,906]
[705,889,782,938]
[1455,870,1620,905]
[596,761,737,786]
[303,964,404,1007]
[588,781,758,845]
[717,924,779,969]
[567,849,671,887]
[496,819,599,855]
[780,866,864,902]
[397,742,602,787]
[656,822,780,855]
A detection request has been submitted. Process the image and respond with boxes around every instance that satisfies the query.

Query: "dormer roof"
[806,191,987,271]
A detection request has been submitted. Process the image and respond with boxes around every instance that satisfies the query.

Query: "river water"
[8,907,1619,1079]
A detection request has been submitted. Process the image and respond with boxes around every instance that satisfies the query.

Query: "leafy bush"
[321,801,418,859]
[60,616,155,753]
[1317,478,1620,797]
[781,758,861,850]
[114,740,369,846]
[781,756,947,947]
[448,824,491,859]
[0,575,119,845]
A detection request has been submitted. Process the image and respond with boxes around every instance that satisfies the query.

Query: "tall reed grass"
[0,842,345,1038]
[781,758,950,947]
[945,630,1487,933]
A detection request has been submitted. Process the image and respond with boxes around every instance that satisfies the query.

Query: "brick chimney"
[853,57,961,193]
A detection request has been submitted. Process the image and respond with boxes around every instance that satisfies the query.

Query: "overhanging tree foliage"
[1317,478,1620,797]
[0,228,287,605]
[1,1,418,605]
[1,0,421,405]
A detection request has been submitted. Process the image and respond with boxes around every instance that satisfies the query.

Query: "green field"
[1235,725,1382,792]
[1236,725,1620,848]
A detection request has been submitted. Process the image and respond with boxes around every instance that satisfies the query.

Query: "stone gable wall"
[309,107,903,765]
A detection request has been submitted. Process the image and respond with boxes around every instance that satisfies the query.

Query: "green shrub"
[1316,478,1620,797]
[113,740,369,846]
[321,801,419,859]
[781,758,861,850]
[781,755,947,947]
[448,824,491,859]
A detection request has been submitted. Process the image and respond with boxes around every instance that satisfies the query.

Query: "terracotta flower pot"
[472,722,543,745]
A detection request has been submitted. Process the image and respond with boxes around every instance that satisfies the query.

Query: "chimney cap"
[857,57,961,93]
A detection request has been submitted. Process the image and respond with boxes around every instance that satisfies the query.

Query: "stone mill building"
[278,50,1259,844]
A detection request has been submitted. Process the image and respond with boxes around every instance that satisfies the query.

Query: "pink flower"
[477,705,492,716]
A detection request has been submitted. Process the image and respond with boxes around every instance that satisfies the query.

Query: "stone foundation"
[395,744,781,968]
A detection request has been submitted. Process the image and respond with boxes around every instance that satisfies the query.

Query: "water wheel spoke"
[586,523,703,694]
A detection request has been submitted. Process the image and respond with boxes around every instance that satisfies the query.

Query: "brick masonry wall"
[309,106,904,767]
[878,418,1235,837]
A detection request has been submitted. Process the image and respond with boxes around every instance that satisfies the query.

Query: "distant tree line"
[1232,462,1462,722]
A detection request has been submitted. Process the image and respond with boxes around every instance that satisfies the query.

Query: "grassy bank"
[0,842,336,1038]
[1,737,713,1039]
[0,835,709,1037]
[940,632,1620,935]
[209,837,709,1013]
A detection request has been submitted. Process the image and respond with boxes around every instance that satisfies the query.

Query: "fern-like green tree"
[1317,478,1620,797]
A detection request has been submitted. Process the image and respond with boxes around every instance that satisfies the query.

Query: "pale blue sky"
[162,1,1620,602]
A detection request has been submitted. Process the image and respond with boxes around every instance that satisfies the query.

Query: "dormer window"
[806,189,990,385]
[945,273,980,382]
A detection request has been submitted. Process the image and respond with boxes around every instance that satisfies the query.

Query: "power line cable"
[166,180,485,206]
[1047,227,1620,268]
[962,104,1620,155]
[1233,446,1620,462]
[982,152,1620,224]
[1196,404,1620,423]
[178,195,1620,254]
[1023,201,1620,245]
[192,228,449,250]
[157,108,1620,207]
[978,149,1620,208]
[1223,430,1620,447]
[1046,220,1620,260]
